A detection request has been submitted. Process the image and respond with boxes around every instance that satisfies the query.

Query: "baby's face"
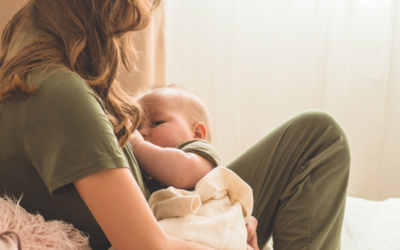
[139,90,194,148]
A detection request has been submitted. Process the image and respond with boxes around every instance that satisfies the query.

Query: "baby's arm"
[129,131,214,189]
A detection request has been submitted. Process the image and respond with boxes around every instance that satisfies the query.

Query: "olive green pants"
[227,110,350,250]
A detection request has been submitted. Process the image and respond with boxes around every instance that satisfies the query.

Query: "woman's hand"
[246,216,259,250]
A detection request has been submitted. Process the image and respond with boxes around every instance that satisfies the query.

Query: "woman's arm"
[74,167,217,250]
[129,131,214,189]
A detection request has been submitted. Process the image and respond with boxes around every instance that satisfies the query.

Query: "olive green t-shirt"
[0,66,149,250]
[177,140,222,167]
[143,139,222,193]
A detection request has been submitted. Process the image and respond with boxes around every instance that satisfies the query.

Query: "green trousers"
[227,110,350,250]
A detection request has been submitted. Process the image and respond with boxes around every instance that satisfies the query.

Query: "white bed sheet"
[263,196,400,250]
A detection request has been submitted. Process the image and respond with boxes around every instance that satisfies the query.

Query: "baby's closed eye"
[151,121,164,127]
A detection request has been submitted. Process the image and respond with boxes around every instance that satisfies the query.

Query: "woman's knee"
[290,109,350,162]
[291,110,345,136]
[294,109,337,127]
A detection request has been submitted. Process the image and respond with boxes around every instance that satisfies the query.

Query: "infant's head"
[138,86,211,148]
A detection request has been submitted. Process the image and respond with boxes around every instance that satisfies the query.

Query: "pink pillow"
[0,196,90,250]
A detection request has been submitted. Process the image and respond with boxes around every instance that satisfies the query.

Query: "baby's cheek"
[158,129,181,148]
[150,129,170,147]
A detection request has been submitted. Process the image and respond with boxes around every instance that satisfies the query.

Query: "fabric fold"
[149,188,201,220]
[148,166,254,250]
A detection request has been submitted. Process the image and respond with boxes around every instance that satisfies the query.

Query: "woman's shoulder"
[27,65,102,108]
[29,65,90,91]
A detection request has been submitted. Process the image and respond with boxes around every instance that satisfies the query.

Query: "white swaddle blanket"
[148,167,254,250]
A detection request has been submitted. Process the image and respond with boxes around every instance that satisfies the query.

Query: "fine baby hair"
[139,84,213,142]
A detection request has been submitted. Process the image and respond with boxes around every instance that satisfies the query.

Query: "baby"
[129,86,254,250]
[129,86,221,192]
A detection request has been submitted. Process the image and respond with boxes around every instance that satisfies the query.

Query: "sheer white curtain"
[165,0,400,201]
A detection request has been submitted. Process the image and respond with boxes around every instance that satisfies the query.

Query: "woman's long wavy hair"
[0,0,159,147]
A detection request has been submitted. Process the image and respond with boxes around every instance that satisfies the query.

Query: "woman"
[0,0,350,250]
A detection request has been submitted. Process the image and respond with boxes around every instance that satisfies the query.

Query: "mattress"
[263,196,400,250]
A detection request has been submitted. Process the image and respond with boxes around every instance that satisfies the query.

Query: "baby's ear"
[192,122,207,140]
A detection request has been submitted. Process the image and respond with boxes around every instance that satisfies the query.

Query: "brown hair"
[0,0,160,147]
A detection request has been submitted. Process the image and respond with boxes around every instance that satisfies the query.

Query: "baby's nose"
[139,126,151,141]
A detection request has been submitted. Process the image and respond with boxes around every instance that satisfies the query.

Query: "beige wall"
[0,0,166,94]
[0,0,23,32]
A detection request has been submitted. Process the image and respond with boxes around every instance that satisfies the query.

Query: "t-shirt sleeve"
[23,68,130,196]
[176,140,222,167]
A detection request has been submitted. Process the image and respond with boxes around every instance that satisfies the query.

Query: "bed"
[264,196,400,250]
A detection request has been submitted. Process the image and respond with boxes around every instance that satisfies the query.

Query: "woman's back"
[0,65,149,249]
[0,1,169,249]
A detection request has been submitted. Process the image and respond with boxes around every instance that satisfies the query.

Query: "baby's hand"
[129,130,144,149]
